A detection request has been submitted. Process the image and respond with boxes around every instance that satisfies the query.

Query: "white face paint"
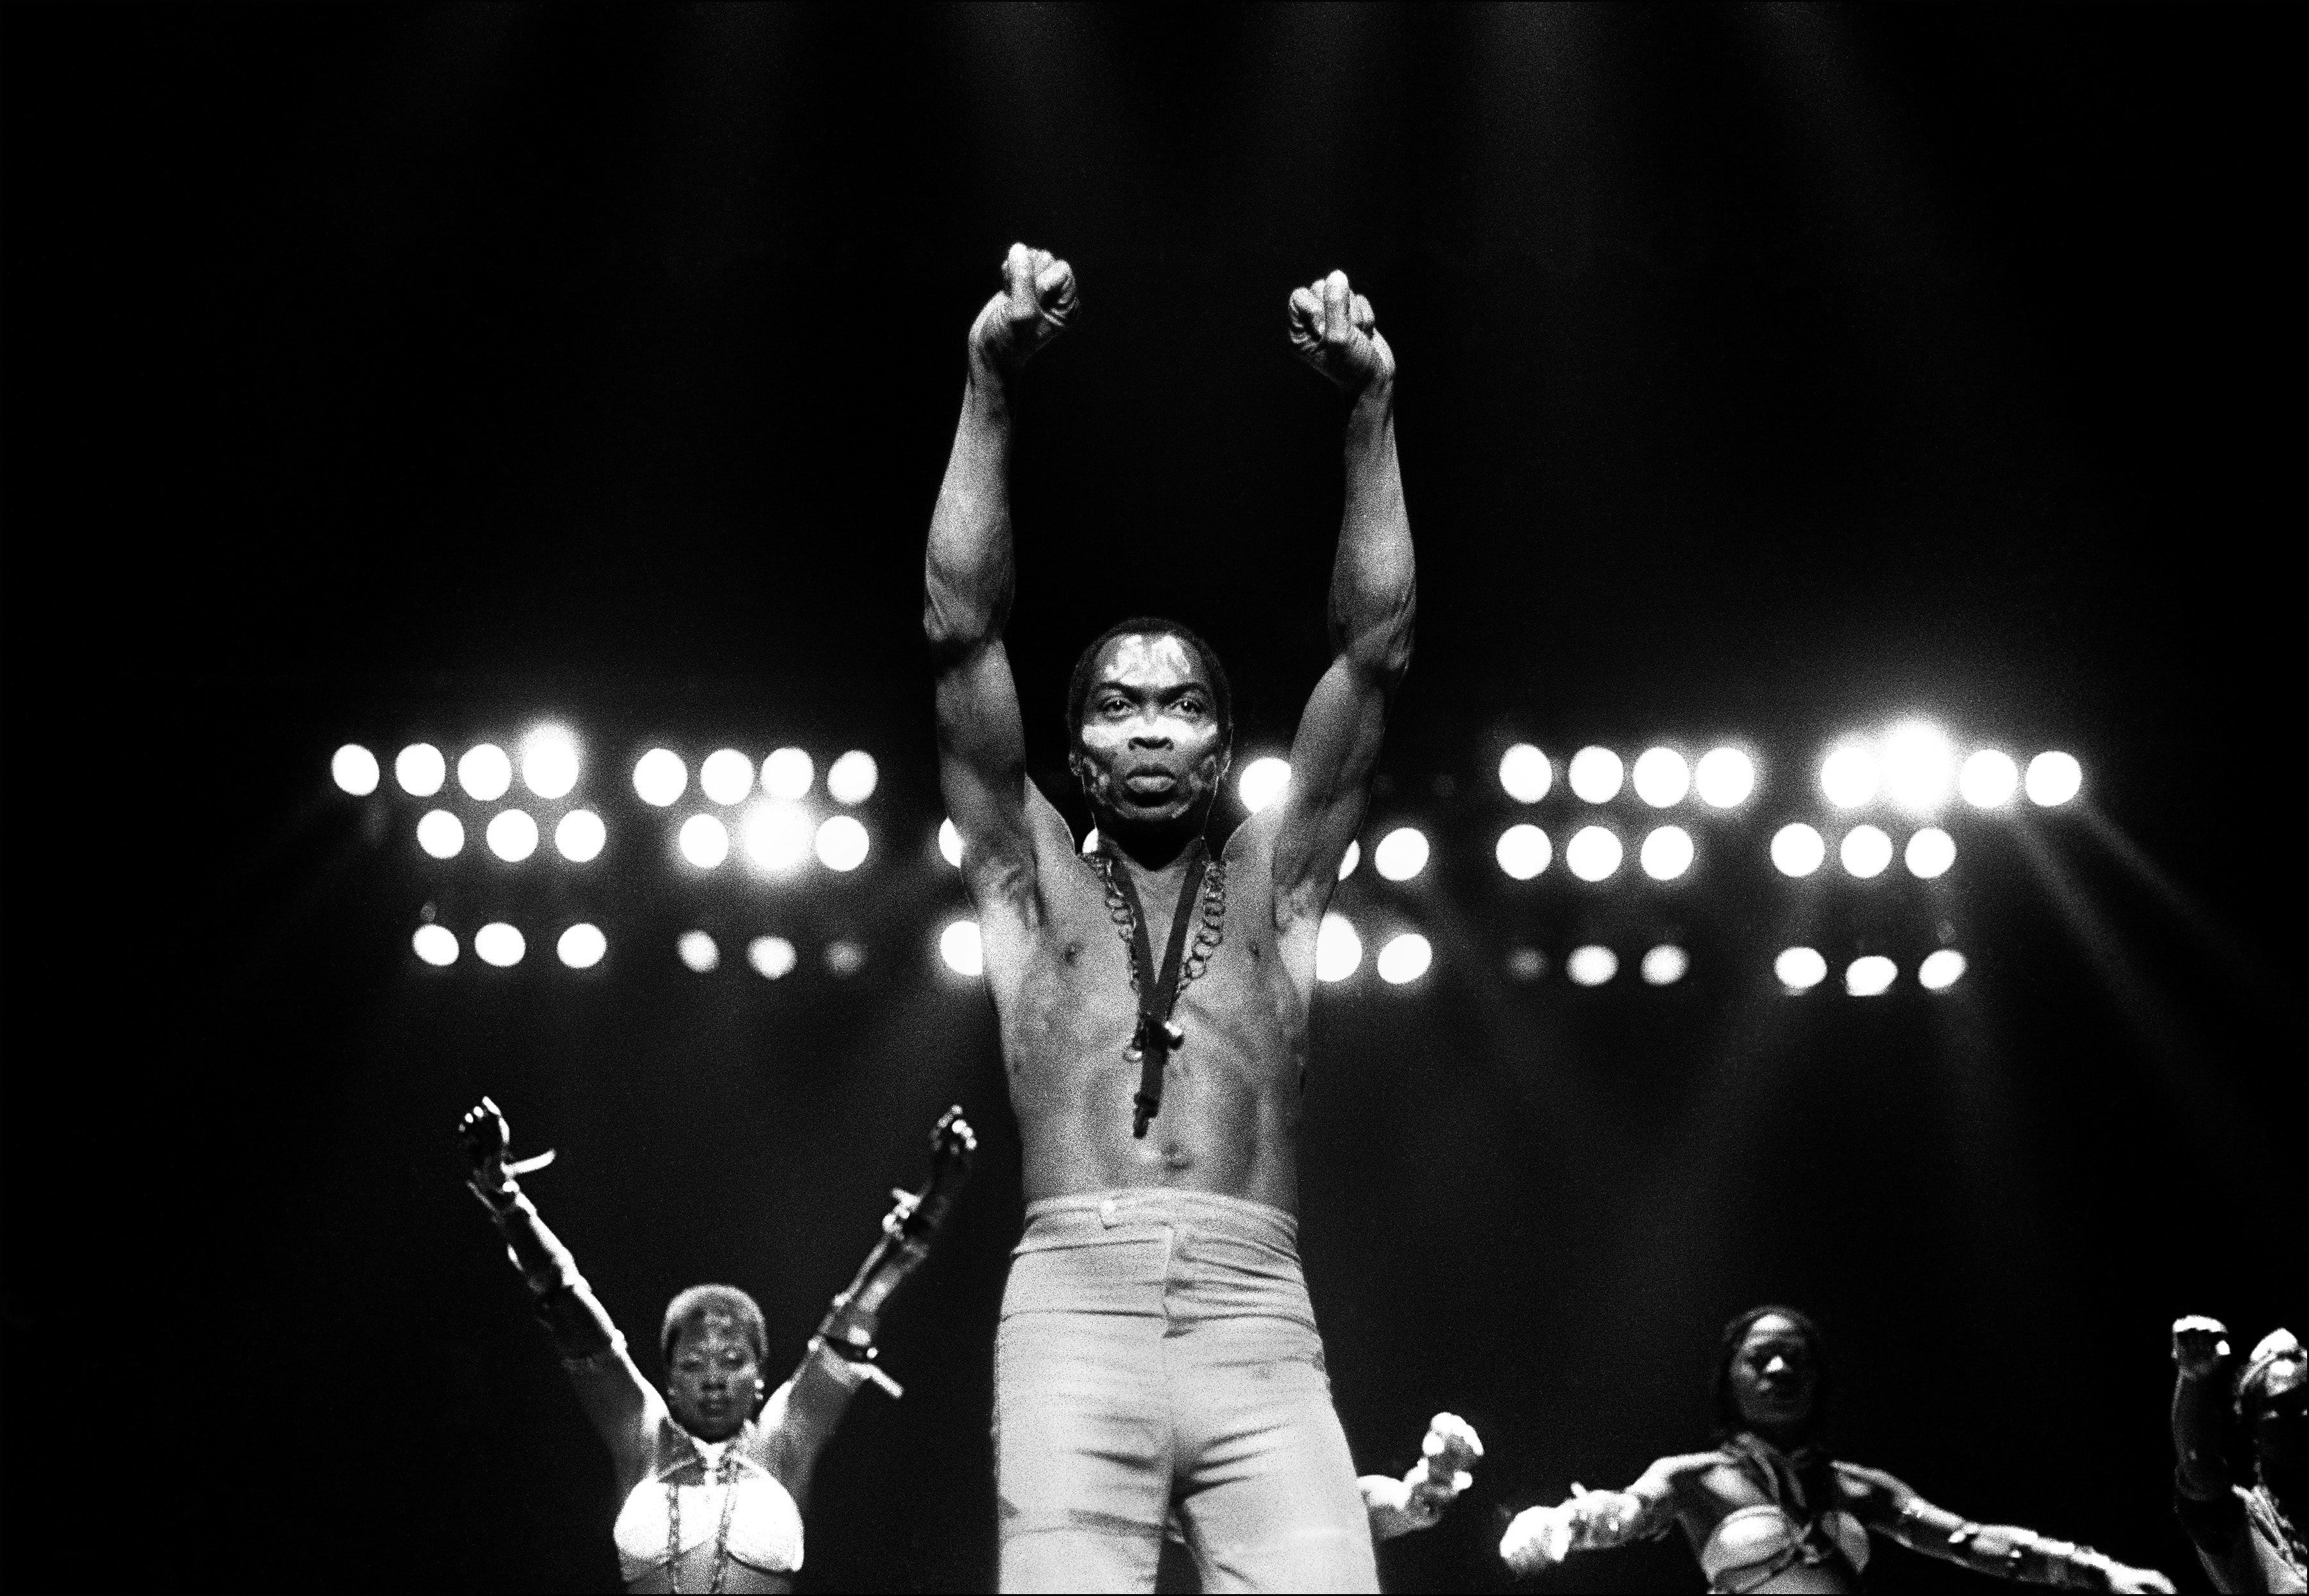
[1072,633,1229,831]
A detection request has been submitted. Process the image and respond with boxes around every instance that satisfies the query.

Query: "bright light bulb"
[412,924,458,966]
[396,743,446,797]
[555,809,605,862]
[486,809,539,862]
[1641,945,1689,986]
[815,814,869,871]
[1082,828,1100,855]
[749,936,797,980]
[827,751,878,805]
[940,919,984,977]
[1566,945,1618,987]
[761,748,814,800]
[741,802,811,871]
[677,930,720,973]
[2026,752,2082,806]
[1639,825,1695,880]
[1568,746,1623,803]
[1373,827,1430,882]
[1881,722,1954,815]
[520,727,580,800]
[1315,913,1362,982]
[938,818,964,868]
[1840,825,1892,878]
[1819,743,1878,809]
[1960,750,2019,809]
[700,749,755,806]
[1905,827,1954,878]
[1632,748,1690,807]
[1775,946,1827,991]
[1845,955,1897,996]
[458,744,512,802]
[416,810,465,860]
[1499,744,1552,803]
[557,924,606,969]
[1566,825,1622,882]
[1239,757,1291,814]
[1337,839,1360,880]
[1918,949,1968,991]
[633,749,687,807]
[1694,747,1756,808]
[332,744,379,796]
[679,814,730,869]
[474,923,526,968]
[1496,824,1551,880]
[1771,823,1825,877]
[1376,932,1433,985]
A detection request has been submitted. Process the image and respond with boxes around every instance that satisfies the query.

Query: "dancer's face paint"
[1730,1313,1818,1434]
[664,1311,761,1442]
[1070,632,1229,836]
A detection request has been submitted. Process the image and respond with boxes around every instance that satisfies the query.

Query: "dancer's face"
[1070,633,1228,834]
[1730,1315,1818,1435]
[2251,1360,2307,1473]
[664,1311,762,1443]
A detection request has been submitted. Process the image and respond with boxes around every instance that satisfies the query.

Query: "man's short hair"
[660,1284,768,1368]
[1065,616,1234,754]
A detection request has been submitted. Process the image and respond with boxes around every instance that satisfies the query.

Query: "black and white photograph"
[2,5,2301,1593]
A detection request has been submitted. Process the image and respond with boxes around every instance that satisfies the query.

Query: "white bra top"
[1700,1503,1869,1592]
[612,1436,803,1585]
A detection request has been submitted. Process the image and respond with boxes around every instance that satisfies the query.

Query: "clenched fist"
[970,242,1077,380]
[2172,1315,2233,1381]
[1289,269,1394,395]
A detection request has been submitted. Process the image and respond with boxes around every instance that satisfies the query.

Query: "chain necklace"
[663,1432,743,1596]
[1092,841,1226,1135]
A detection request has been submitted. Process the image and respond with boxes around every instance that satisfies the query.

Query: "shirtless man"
[922,243,1413,1593]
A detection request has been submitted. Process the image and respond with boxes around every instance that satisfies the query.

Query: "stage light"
[1338,839,1360,880]
[1374,827,1429,882]
[486,809,539,862]
[332,744,380,796]
[2026,751,2081,807]
[1840,825,1892,878]
[475,923,525,968]
[459,744,512,802]
[940,919,984,977]
[815,815,870,871]
[1506,946,1547,981]
[555,809,605,862]
[677,930,720,972]
[1632,748,1690,808]
[741,802,810,871]
[749,936,798,980]
[1640,825,1694,881]
[1083,828,1101,854]
[762,748,814,801]
[1315,913,1362,982]
[1641,945,1689,986]
[1566,825,1622,882]
[1959,749,2018,809]
[1496,824,1551,879]
[1695,747,1756,808]
[1239,757,1291,814]
[1819,743,1877,809]
[416,810,465,859]
[679,814,730,869]
[938,818,964,868]
[1568,746,1623,803]
[557,923,605,969]
[1882,722,1953,814]
[1845,955,1897,996]
[1775,946,1827,991]
[1499,743,1552,803]
[827,751,878,805]
[1771,823,1825,877]
[1566,945,1618,986]
[412,924,458,966]
[520,727,580,800]
[1376,932,1432,985]
[1904,827,1954,878]
[396,743,446,797]
[1918,948,1967,991]
[825,940,865,976]
[634,749,687,807]
[701,749,754,806]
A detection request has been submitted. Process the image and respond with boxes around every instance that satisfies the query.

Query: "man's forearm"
[924,371,1017,656]
[1329,376,1414,676]
[2171,1369,2232,1497]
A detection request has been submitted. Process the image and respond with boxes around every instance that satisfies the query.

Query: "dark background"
[3,4,2301,1592]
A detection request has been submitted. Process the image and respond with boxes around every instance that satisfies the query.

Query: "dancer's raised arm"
[925,242,1077,920]
[1500,1454,1721,1572]
[1840,1465,2174,1592]
[1265,269,1414,934]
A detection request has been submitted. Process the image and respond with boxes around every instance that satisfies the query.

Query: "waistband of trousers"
[1021,1188,1299,1249]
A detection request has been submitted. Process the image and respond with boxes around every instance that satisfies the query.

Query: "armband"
[809,1333,904,1400]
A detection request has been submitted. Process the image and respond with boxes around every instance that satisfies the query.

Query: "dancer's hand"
[2172,1315,2232,1381]
[969,242,1076,382]
[1288,268,1394,395]
[1500,1501,1576,1572]
[1403,1412,1482,1520]
[459,1096,512,1193]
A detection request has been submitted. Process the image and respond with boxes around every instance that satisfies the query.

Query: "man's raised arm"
[1270,269,1416,923]
[924,243,1076,905]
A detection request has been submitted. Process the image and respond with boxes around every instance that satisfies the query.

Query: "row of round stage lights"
[335,732,613,862]
[411,921,859,980]
[1503,943,1965,992]
[638,747,879,873]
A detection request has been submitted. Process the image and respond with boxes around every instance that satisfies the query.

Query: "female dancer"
[1499,1305,2173,1594]
[2169,1315,2306,1592]
[460,1096,974,1595]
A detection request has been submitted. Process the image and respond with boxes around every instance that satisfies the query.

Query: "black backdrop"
[3,5,2301,1592]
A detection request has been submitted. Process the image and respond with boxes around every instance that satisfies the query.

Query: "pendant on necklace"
[1124,1016,1186,1064]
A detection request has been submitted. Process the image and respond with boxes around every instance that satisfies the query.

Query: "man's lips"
[1123,770,1179,793]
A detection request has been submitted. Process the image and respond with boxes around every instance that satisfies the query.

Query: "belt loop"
[1099,1197,1120,1229]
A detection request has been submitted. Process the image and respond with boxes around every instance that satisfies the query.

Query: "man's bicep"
[935,642,1035,873]
[1271,654,1389,911]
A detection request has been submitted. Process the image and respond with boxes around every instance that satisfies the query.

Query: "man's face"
[1071,633,1228,830]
